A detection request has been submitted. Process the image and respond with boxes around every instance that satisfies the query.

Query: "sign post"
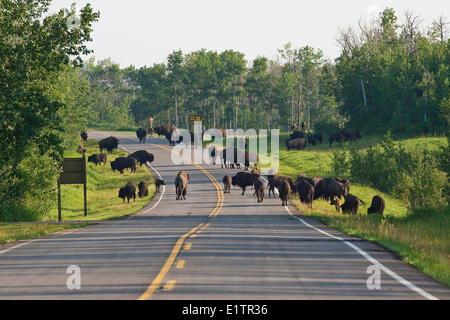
[58,154,87,221]
[149,117,154,128]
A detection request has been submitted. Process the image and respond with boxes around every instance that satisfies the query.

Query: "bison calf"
[88,154,107,166]
[155,179,165,193]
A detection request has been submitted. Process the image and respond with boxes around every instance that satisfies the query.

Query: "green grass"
[47,139,155,221]
[0,139,155,245]
[0,223,89,246]
[273,133,449,287]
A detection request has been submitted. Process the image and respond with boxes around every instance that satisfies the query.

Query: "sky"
[49,0,450,68]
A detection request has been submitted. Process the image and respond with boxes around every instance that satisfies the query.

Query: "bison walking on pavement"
[279,179,291,207]
[175,170,190,200]
[136,128,147,143]
[223,174,232,194]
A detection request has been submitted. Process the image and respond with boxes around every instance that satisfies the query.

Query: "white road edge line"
[261,176,438,300]
[120,145,165,217]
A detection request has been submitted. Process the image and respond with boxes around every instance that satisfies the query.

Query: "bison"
[290,130,305,140]
[231,171,257,195]
[155,179,165,193]
[335,178,351,194]
[147,127,155,137]
[128,150,154,166]
[80,131,88,142]
[268,175,295,197]
[286,138,307,151]
[223,174,232,194]
[138,181,149,198]
[315,178,347,201]
[295,179,314,208]
[111,157,137,174]
[175,170,189,200]
[332,193,363,215]
[118,182,136,204]
[99,136,120,154]
[367,195,385,215]
[87,154,107,166]
[279,179,291,207]
[253,175,265,203]
[136,128,147,143]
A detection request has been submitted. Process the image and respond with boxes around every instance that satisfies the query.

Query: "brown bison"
[147,127,155,136]
[136,128,147,143]
[111,157,137,174]
[231,171,257,195]
[253,175,265,203]
[80,131,88,141]
[315,178,347,201]
[128,150,154,166]
[99,136,120,154]
[155,179,165,193]
[335,178,351,194]
[286,138,307,151]
[279,179,291,207]
[118,182,136,204]
[175,170,189,200]
[138,181,149,198]
[87,154,107,166]
[331,194,364,215]
[295,179,314,208]
[367,195,385,215]
[223,174,232,194]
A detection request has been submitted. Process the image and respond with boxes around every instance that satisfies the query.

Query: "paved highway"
[0,132,448,300]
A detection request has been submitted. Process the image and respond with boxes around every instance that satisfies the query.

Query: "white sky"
[49,0,450,67]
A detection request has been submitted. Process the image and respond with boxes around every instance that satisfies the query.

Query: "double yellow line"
[138,144,224,300]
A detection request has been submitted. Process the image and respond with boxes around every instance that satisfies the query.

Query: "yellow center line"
[138,143,224,300]
[176,260,185,269]
[163,280,176,291]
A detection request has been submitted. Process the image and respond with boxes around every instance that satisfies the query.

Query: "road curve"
[0,132,448,300]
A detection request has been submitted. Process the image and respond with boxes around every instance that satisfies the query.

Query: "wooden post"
[83,153,87,217]
[58,179,62,222]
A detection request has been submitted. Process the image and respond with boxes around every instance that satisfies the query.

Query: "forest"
[0,1,448,219]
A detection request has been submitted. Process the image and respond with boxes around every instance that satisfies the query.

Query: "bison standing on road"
[128,150,154,166]
[279,179,291,207]
[223,174,232,194]
[175,170,190,200]
[111,157,137,174]
[367,195,385,215]
[99,136,120,154]
[155,179,165,193]
[136,128,147,143]
[232,172,256,195]
[253,175,265,203]
[138,181,149,198]
[118,182,136,204]
[87,154,107,166]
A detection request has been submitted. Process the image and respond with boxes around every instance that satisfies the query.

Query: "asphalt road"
[0,131,448,300]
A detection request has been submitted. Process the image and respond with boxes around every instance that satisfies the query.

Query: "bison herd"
[223,169,385,216]
[285,126,362,151]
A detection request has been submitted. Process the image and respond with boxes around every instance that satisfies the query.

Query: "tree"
[0,0,99,217]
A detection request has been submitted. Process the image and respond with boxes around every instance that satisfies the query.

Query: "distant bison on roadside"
[367,195,385,215]
[111,157,137,174]
[99,136,120,154]
[128,150,154,166]
[80,131,88,141]
[138,181,149,198]
[118,182,136,204]
[87,154,107,166]
[286,138,307,151]
[155,179,165,193]
[136,128,147,143]
[175,170,189,200]
[223,174,232,194]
